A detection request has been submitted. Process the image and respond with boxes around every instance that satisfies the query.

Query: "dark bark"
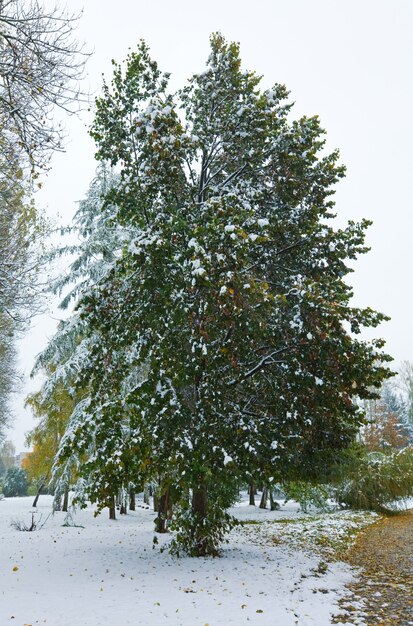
[109,495,116,520]
[32,480,45,508]
[144,485,150,506]
[154,486,170,533]
[120,501,127,515]
[191,483,210,556]
[192,485,208,519]
[129,489,136,511]
[249,482,256,506]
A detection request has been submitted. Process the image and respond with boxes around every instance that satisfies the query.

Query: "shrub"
[11,512,50,531]
[283,481,331,513]
[333,445,413,512]
[168,475,241,557]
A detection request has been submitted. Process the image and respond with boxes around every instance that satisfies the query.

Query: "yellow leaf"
[12,566,19,572]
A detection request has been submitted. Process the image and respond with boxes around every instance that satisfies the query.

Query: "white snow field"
[0,495,366,626]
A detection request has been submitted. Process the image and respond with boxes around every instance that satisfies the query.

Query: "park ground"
[0,494,411,625]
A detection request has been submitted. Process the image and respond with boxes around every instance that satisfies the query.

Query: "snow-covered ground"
[0,495,369,626]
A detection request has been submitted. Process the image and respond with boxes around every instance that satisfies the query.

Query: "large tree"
[48,35,390,555]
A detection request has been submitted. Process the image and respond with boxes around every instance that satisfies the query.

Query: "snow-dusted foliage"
[29,166,125,498]
[42,35,391,555]
[51,164,122,310]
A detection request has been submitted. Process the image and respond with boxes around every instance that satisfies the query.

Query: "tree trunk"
[54,494,62,512]
[249,482,256,506]
[144,485,150,506]
[270,490,280,511]
[62,487,69,512]
[32,480,45,508]
[154,486,170,533]
[191,483,210,556]
[109,495,116,520]
[120,500,127,515]
[259,487,268,509]
[129,489,136,511]
[192,485,208,519]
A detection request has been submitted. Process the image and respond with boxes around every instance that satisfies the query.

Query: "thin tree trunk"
[32,480,45,508]
[109,495,116,520]
[155,486,170,533]
[129,489,136,511]
[270,490,280,511]
[120,491,127,515]
[144,485,150,506]
[191,483,210,556]
[249,482,256,506]
[62,487,69,512]
[259,487,268,509]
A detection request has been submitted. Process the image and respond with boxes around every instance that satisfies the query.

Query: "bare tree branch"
[0,0,90,172]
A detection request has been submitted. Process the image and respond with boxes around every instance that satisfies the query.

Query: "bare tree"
[0,0,89,171]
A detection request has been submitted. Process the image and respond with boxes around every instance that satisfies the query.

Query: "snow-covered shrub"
[333,445,413,512]
[283,481,331,513]
[3,467,28,497]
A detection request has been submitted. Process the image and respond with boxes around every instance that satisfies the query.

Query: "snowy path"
[0,497,359,625]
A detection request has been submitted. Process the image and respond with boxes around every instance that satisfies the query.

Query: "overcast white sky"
[8,0,413,449]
